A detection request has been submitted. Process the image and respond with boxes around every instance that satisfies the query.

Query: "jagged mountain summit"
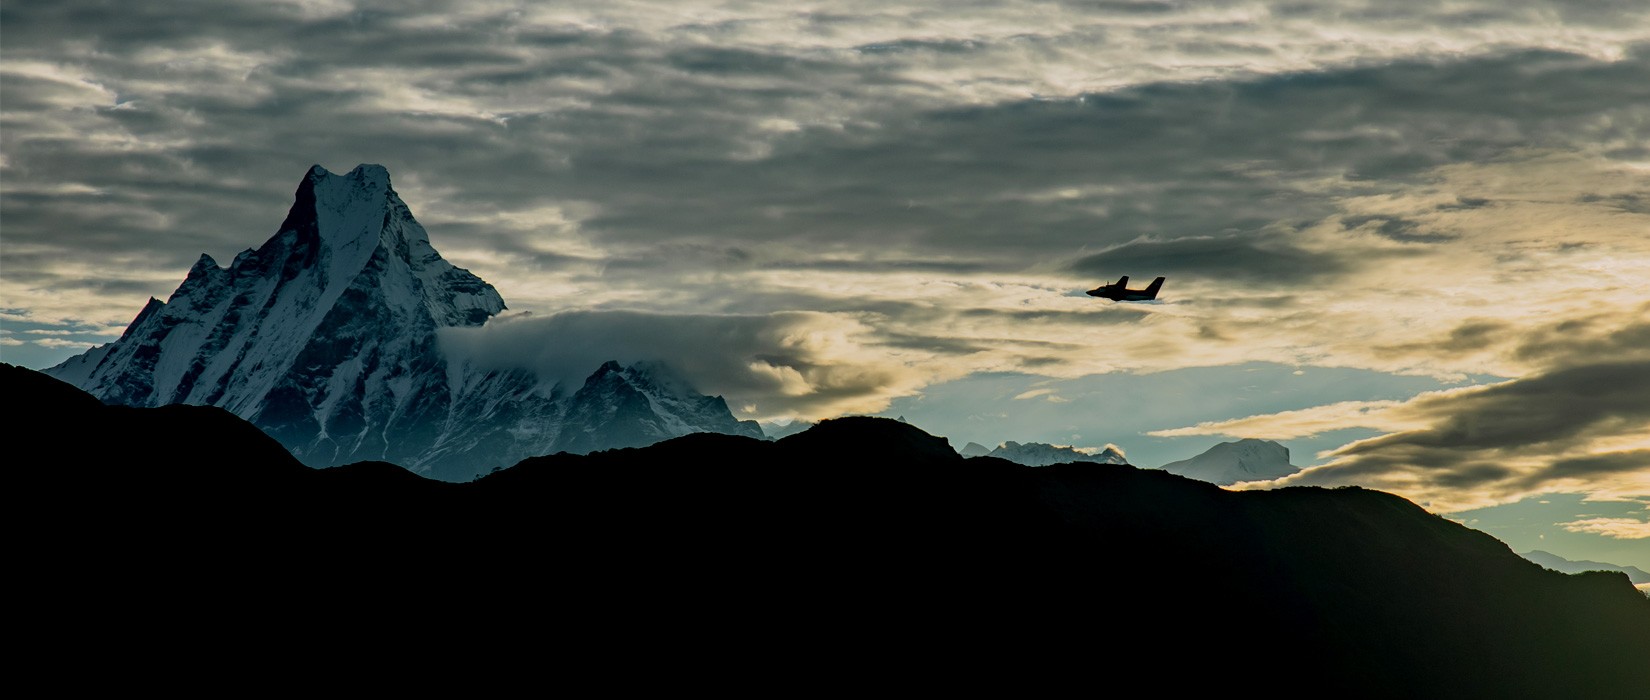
[1157,438,1299,485]
[46,163,760,480]
[970,440,1128,467]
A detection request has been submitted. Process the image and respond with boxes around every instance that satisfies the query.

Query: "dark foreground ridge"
[10,362,1647,695]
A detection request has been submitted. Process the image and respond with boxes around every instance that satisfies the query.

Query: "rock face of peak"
[46,164,759,480]
[981,440,1128,467]
[1158,438,1299,486]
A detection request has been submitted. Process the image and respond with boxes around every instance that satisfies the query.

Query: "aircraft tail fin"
[1144,276,1165,299]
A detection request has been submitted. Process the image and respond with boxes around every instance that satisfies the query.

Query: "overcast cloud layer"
[3,1,1647,551]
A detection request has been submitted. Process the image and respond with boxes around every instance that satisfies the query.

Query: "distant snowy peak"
[1158,438,1298,486]
[983,440,1128,467]
[557,361,764,454]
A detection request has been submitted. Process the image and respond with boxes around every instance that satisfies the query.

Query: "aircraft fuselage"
[1086,275,1165,301]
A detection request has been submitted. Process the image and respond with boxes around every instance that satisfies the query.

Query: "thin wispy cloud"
[1560,516,1650,540]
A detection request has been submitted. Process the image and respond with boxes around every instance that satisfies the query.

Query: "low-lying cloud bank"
[438,309,950,420]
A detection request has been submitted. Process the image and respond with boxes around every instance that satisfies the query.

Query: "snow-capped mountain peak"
[46,164,756,480]
[1157,438,1299,486]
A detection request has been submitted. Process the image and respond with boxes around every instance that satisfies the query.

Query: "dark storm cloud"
[596,245,757,272]
[1435,321,1511,352]
[1264,0,1647,27]
[413,221,597,270]
[589,248,1002,274]
[1435,197,1492,211]
[1529,450,1650,483]
[1274,358,1650,496]
[5,0,1648,312]
[1513,307,1650,365]
[763,258,1001,274]
[1340,359,1650,458]
[1339,215,1456,243]
[1063,1,1181,16]
[877,333,993,355]
[1068,234,1354,284]
[1375,319,1513,359]
[0,2,291,46]
[535,45,1650,277]
[1282,315,1650,498]
[8,273,168,299]
[1577,193,1650,215]
[1196,324,1230,341]
[854,39,989,55]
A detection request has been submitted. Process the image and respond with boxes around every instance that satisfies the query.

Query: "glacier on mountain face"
[46,164,761,481]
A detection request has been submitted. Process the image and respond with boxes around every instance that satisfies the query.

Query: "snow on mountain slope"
[1156,438,1299,486]
[46,164,759,480]
[982,441,1128,467]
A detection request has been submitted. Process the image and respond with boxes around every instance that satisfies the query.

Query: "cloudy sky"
[2,1,1646,567]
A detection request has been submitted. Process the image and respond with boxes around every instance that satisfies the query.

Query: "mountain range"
[10,360,1647,697]
[44,164,760,480]
[1523,549,1650,586]
[961,440,1128,466]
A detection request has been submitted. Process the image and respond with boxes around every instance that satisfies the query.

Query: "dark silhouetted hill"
[9,362,1647,696]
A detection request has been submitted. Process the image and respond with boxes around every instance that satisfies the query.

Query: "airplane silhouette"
[1087,275,1165,301]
